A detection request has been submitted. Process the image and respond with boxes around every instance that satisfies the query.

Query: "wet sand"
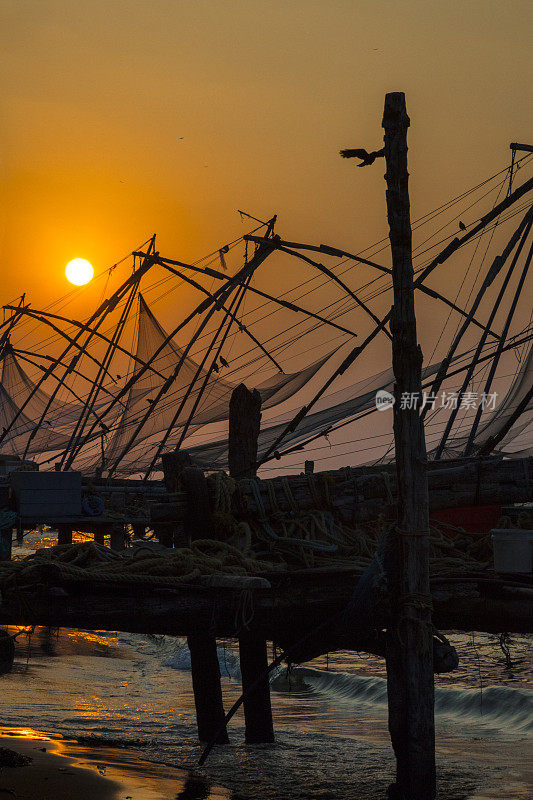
[0,729,229,800]
[0,617,530,800]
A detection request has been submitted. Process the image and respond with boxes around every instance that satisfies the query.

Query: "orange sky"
[0,0,531,471]
[1,0,531,309]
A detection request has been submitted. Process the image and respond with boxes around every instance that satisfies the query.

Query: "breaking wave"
[271,667,533,733]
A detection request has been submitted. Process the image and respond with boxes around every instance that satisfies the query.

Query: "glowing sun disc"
[66,258,94,286]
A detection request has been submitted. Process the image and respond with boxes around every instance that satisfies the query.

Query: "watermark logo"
[374,389,499,412]
[375,389,396,411]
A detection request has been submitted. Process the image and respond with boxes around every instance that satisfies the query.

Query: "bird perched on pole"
[339,147,385,167]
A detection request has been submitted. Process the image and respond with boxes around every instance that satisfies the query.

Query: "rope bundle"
[0,537,284,590]
[0,468,495,593]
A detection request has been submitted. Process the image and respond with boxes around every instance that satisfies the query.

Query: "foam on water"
[0,626,530,799]
[272,666,533,734]
[161,642,241,679]
[133,633,532,735]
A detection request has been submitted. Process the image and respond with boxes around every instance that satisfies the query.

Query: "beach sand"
[0,729,229,800]
[0,618,530,799]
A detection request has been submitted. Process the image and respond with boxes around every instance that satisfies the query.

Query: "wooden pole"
[175,455,230,745]
[187,631,230,744]
[57,524,73,546]
[161,451,193,547]
[109,523,126,551]
[93,528,105,546]
[228,384,262,479]
[382,92,435,800]
[229,384,275,744]
[238,631,275,744]
[0,528,12,561]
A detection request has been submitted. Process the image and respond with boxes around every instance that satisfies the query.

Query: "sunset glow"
[65,258,94,286]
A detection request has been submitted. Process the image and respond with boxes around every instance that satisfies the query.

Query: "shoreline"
[0,727,228,800]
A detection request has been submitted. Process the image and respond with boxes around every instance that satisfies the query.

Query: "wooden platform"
[0,566,530,657]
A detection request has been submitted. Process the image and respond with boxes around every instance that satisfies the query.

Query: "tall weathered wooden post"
[163,451,230,745]
[383,92,435,799]
[229,383,275,744]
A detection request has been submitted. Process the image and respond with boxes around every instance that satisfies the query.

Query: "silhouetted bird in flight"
[458,221,466,231]
[339,147,385,167]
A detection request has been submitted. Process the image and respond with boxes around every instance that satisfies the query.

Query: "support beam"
[0,529,12,561]
[228,383,275,744]
[132,524,146,539]
[180,460,230,745]
[229,384,262,479]
[187,632,230,744]
[109,524,126,551]
[478,383,533,457]
[383,92,435,800]
[238,632,275,744]
[94,529,105,546]
[57,524,73,546]
[510,142,533,154]
[161,452,194,548]
[154,525,173,548]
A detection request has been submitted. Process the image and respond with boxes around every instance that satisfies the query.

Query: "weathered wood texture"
[18,457,528,536]
[57,524,73,546]
[109,524,126,551]
[229,384,275,743]
[383,92,435,800]
[177,461,228,744]
[239,633,275,743]
[0,529,12,561]
[228,384,262,479]
[146,456,531,528]
[238,457,532,524]
[0,572,529,641]
[187,631,230,744]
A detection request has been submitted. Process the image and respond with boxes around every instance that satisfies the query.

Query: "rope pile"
[0,538,283,590]
[0,471,496,591]
[209,472,493,575]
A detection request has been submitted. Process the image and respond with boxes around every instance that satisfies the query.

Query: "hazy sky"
[1,0,531,309]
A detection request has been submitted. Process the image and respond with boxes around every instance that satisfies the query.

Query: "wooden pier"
[0,93,532,800]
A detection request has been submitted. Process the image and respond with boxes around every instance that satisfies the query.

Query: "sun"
[65,258,94,286]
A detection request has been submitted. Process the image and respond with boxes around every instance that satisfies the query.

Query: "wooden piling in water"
[238,632,275,744]
[187,631,230,744]
[229,383,275,744]
[167,451,230,744]
[383,91,436,800]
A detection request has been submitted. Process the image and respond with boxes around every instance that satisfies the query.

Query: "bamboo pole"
[382,92,435,800]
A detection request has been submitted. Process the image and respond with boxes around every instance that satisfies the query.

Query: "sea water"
[0,535,531,799]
